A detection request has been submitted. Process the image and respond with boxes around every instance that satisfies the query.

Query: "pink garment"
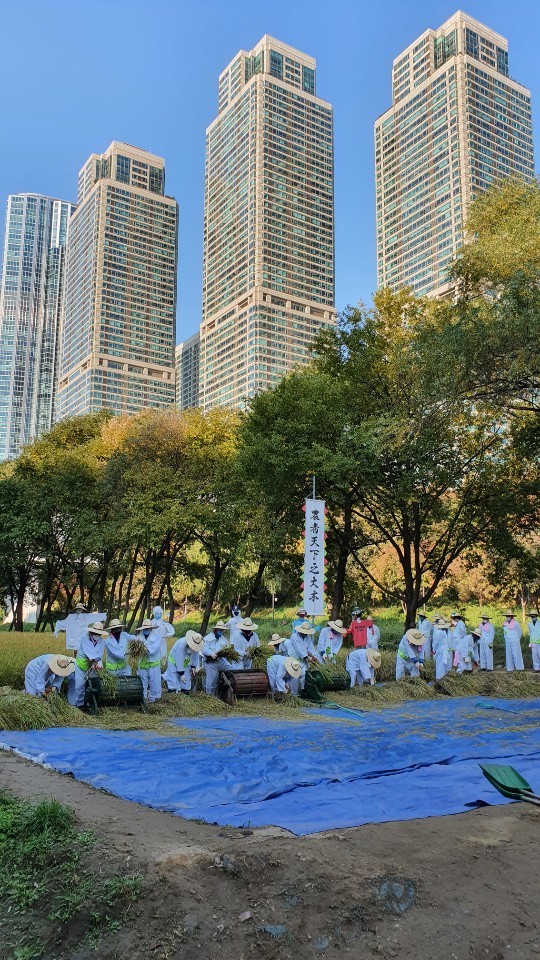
[453,650,460,667]
[482,622,491,633]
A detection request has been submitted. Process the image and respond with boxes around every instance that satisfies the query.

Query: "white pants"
[347,649,372,687]
[479,640,493,671]
[204,658,230,696]
[434,647,449,680]
[74,665,88,707]
[162,664,194,692]
[531,644,540,671]
[456,657,473,675]
[105,664,131,678]
[396,657,420,680]
[506,637,524,671]
[138,664,162,701]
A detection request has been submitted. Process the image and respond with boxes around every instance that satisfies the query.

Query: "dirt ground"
[1,751,539,960]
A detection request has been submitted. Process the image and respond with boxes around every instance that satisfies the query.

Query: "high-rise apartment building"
[375,12,534,297]
[0,194,74,459]
[175,332,200,410]
[56,142,178,419]
[200,35,335,410]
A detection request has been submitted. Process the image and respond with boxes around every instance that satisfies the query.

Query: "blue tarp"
[1,698,539,836]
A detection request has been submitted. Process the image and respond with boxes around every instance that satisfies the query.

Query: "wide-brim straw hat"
[327,619,346,635]
[75,602,87,612]
[213,620,230,631]
[296,623,315,636]
[284,657,302,679]
[503,610,514,618]
[480,613,491,620]
[238,618,258,631]
[135,618,157,632]
[366,648,382,669]
[527,611,539,618]
[450,611,463,620]
[48,655,76,677]
[471,628,482,639]
[108,618,125,630]
[405,628,425,646]
[436,617,451,628]
[88,622,109,638]
[268,635,285,646]
[186,630,204,653]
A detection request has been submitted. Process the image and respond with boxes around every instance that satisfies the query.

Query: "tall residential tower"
[375,11,534,297]
[200,35,335,410]
[175,332,200,411]
[0,194,74,459]
[56,142,178,419]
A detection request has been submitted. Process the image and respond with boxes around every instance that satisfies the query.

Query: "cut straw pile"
[436,670,540,699]
[0,688,88,731]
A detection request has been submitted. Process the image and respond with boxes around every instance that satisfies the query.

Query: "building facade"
[200,35,335,410]
[55,142,178,420]
[375,12,534,297]
[175,332,200,410]
[0,194,74,459]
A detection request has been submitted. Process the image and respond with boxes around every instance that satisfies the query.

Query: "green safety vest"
[139,658,160,669]
[105,660,126,671]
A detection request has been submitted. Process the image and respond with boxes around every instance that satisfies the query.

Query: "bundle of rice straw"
[127,637,147,670]
[248,643,275,669]
[0,688,87,731]
[218,644,241,663]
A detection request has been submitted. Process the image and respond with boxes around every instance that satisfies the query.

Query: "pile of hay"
[436,671,540,699]
[248,643,275,669]
[0,688,88,731]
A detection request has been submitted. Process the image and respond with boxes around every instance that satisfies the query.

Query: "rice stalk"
[0,688,88,731]
[219,644,241,663]
[127,637,147,671]
[248,644,275,669]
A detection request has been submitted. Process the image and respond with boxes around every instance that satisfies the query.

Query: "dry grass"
[0,688,88,731]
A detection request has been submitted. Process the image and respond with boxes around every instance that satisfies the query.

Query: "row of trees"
[1,179,539,630]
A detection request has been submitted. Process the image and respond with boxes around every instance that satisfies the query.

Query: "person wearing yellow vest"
[104,619,135,677]
[74,622,109,707]
[135,619,162,701]
[527,611,540,671]
[395,629,425,679]
[162,631,204,693]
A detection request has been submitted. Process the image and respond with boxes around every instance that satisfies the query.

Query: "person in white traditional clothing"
[527,611,540,672]
[54,602,106,654]
[104,619,135,677]
[162,631,204,693]
[150,606,175,660]
[317,619,347,660]
[230,617,260,669]
[74,622,109,707]
[25,654,75,697]
[503,610,524,671]
[367,619,381,650]
[432,617,451,680]
[395,629,425,679]
[285,622,321,665]
[202,620,231,696]
[346,647,375,687]
[226,605,242,646]
[476,614,495,671]
[449,612,466,668]
[417,612,432,658]
[456,629,481,674]
[266,656,305,696]
[134,618,163,701]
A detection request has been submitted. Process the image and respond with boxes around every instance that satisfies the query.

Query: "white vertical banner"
[303,498,326,616]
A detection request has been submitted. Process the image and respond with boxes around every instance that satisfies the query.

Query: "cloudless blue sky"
[0,0,538,343]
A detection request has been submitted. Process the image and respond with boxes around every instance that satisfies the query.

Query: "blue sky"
[0,0,538,343]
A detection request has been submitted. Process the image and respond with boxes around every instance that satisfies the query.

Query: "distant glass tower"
[0,194,74,460]
[375,11,534,297]
[56,142,178,420]
[200,36,335,410]
[175,332,200,410]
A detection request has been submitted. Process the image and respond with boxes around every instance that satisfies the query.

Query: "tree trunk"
[245,559,267,616]
[200,557,226,635]
[331,497,352,618]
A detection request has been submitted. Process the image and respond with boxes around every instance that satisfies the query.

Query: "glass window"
[149,166,164,195]
[116,155,131,184]
[270,50,283,80]
[302,65,315,95]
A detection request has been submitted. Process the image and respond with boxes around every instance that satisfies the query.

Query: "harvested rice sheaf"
[126,637,147,670]
[0,688,88,731]
[219,644,241,663]
[436,670,540,699]
[248,644,275,669]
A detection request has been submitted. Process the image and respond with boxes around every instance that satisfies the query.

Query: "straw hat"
[268,634,285,647]
[213,620,230,631]
[48,655,75,677]
[480,613,491,620]
[528,611,539,618]
[284,657,302,679]
[185,630,204,653]
[435,616,450,628]
[88,622,109,638]
[471,628,482,639]
[450,611,463,620]
[503,610,514,618]
[108,618,125,630]
[405,629,425,646]
[366,648,382,669]
[327,619,347,635]
[75,602,87,612]
[296,623,315,636]
[135,618,157,633]
[238,617,258,632]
